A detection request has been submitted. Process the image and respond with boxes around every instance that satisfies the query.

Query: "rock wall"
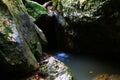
[0,0,43,79]
[52,0,120,55]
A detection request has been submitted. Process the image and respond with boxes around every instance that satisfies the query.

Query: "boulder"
[0,0,44,79]
[39,56,73,80]
[52,0,109,23]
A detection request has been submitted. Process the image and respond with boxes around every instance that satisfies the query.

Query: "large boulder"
[52,0,108,23]
[0,0,45,79]
[39,56,73,80]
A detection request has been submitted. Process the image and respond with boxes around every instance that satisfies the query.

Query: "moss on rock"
[52,0,108,23]
[24,0,47,20]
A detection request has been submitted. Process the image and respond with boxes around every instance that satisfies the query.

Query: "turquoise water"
[53,52,120,80]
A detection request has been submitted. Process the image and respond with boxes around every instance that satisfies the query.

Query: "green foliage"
[25,0,47,19]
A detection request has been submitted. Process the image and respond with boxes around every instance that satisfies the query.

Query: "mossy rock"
[25,0,47,20]
[52,0,109,23]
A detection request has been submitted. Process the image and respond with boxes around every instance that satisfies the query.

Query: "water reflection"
[54,52,69,61]
[53,52,120,80]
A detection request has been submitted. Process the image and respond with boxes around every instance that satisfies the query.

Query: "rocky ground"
[26,55,73,80]
[93,74,120,80]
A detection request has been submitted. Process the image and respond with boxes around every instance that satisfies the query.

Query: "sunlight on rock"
[80,0,86,4]
[39,56,73,80]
